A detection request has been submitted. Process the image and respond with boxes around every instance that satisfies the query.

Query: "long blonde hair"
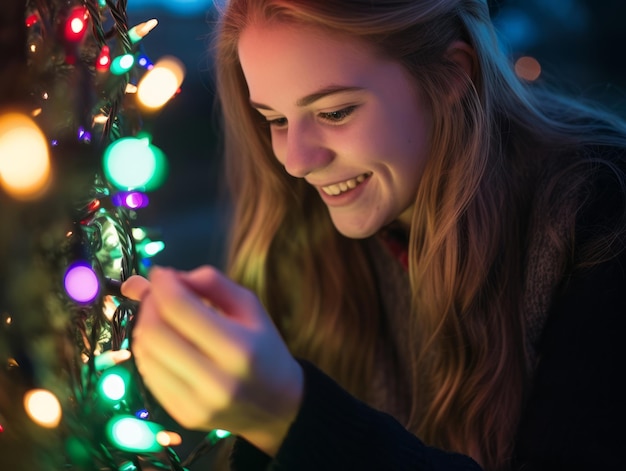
[212,1,626,469]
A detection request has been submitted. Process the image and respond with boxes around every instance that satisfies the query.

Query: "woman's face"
[238,21,432,238]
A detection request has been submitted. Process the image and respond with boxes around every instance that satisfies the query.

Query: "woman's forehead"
[238,22,401,101]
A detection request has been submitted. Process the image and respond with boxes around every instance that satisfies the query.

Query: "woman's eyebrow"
[250,85,364,111]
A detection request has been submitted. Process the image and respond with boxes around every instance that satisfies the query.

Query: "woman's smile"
[319,172,371,196]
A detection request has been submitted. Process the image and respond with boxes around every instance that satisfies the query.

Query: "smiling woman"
[238,21,435,237]
[123,1,626,470]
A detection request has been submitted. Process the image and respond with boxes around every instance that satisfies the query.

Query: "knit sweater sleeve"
[229,359,482,471]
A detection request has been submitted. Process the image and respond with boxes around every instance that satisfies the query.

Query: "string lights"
[0,0,230,469]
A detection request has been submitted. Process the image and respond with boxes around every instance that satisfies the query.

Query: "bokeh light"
[156,430,182,447]
[106,416,163,453]
[142,240,165,257]
[0,112,51,200]
[515,56,542,82]
[137,56,185,109]
[100,371,126,401]
[23,389,62,428]
[103,136,167,191]
[64,262,100,303]
[111,191,150,209]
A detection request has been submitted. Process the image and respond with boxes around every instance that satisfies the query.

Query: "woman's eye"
[255,107,288,129]
[264,117,288,128]
[319,105,358,123]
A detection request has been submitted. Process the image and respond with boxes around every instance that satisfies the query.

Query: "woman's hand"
[121,266,303,457]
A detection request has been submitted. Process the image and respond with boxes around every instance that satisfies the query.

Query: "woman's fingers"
[146,267,247,368]
[133,293,237,428]
[177,266,258,322]
[121,274,151,301]
[133,342,231,431]
[134,295,226,388]
[129,265,303,451]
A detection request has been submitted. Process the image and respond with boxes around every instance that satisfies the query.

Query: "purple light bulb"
[64,262,100,303]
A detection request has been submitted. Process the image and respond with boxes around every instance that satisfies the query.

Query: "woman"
[122,0,626,469]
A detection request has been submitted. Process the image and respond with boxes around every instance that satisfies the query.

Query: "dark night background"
[127,0,626,273]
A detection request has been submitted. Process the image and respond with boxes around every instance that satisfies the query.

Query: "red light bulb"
[96,45,111,72]
[64,6,89,42]
[25,13,39,27]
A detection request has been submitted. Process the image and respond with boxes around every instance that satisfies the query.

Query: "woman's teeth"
[321,173,369,196]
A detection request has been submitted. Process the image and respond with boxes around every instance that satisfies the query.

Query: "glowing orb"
[111,191,150,209]
[137,56,185,110]
[0,112,51,199]
[106,416,163,453]
[156,430,182,447]
[64,262,100,303]
[24,389,62,428]
[103,136,167,191]
[100,372,126,401]
[515,56,542,82]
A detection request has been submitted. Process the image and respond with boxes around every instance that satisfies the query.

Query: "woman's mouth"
[321,173,371,196]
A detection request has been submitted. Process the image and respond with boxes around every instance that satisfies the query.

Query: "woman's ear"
[445,40,477,100]
[447,40,476,78]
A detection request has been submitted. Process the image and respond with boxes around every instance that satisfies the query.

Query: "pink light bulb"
[64,262,100,303]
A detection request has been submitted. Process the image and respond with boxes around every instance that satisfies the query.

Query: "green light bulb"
[106,415,164,453]
[101,373,125,401]
[103,136,167,191]
[110,54,135,75]
[142,240,165,257]
[98,366,130,403]
[208,428,231,444]
[215,429,231,439]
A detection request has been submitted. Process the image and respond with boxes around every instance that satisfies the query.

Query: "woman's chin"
[329,215,382,239]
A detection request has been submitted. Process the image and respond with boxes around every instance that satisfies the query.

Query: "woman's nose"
[282,123,334,178]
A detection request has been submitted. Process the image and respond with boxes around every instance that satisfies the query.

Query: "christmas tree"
[0,0,226,469]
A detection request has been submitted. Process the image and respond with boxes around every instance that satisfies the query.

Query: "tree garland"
[0,1,227,469]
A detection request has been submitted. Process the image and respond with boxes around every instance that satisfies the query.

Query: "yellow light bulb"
[137,56,185,110]
[23,389,62,428]
[156,430,182,447]
[0,112,51,200]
